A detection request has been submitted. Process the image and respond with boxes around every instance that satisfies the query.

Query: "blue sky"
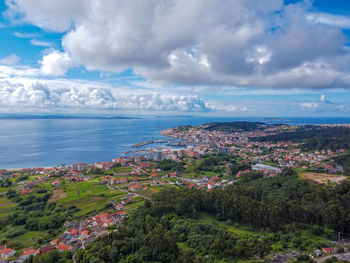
[0,0,349,116]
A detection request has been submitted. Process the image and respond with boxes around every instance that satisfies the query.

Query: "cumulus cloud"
[207,102,249,113]
[5,0,350,89]
[0,79,209,112]
[40,50,73,76]
[299,102,319,109]
[306,12,350,29]
[0,54,20,65]
[30,39,52,47]
[0,65,39,78]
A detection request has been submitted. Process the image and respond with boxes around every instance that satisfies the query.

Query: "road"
[317,252,350,263]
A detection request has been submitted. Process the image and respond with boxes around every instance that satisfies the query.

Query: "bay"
[0,116,349,168]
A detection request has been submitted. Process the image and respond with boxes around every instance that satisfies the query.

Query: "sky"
[0,0,350,116]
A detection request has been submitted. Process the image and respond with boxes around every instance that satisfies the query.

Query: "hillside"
[75,168,349,263]
[252,126,350,151]
[202,121,272,132]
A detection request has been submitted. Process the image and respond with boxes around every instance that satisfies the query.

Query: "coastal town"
[0,122,349,262]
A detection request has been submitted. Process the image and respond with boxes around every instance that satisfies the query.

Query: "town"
[0,122,349,262]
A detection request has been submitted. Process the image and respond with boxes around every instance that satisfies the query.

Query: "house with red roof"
[128,184,141,191]
[207,181,215,190]
[188,183,196,189]
[1,248,16,259]
[80,230,89,238]
[50,239,60,246]
[57,244,71,252]
[21,189,30,195]
[19,248,37,261]
[69,228,79,236]
[103,218,115,228]
[118,211,127,217]
[322,247,335,253]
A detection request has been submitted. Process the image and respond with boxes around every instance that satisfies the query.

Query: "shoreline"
[1,120,350,171]
[3,166,56,171]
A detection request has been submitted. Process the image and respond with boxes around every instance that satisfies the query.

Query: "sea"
[0,115,350,169]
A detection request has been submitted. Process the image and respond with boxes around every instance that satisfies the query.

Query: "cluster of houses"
[233,142,344,173]
[172,175,233,191]
[0,243,62,262]
[0,209,129,262]
[161,126,346,174]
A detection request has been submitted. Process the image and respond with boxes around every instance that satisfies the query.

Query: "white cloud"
[299,102,319,109]
[40,50,73,76]
[4,0,350,89]
[0,65,40,78]
[30,39,52,47]
[0,78,210,113]
[5,0,87,32]
[14,31,37,38]
[0,54,20,65]
[306,12,350,29]
[205,101,249,113]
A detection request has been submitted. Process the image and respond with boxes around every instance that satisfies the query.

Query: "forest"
[203,121,273,132]
[252,126,350,151]
[75,168,350,262]
[1,188,79,248]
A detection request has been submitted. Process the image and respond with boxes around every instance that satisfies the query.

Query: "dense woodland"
[204,121,272,132]
[75,168,350,262]
[0,188,79,248]
[25,250,72,263]
[253,126,350,151]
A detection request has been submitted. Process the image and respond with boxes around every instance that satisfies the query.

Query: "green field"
[0,196,16,221]
[56,181,125,217]
[0,178,134,252]
[104,166,133,174]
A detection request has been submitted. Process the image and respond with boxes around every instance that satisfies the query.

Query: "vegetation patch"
[48,188,67,202]
[301,172,347,184]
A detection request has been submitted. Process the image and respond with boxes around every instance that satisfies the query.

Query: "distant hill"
[252,126,350,151]
[0,114,138,120]
[203,121,272,132]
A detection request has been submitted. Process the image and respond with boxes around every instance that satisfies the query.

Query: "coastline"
[4,166,56,171]
[1,117,350,169]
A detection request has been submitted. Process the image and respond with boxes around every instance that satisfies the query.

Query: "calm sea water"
[0,116,349,168]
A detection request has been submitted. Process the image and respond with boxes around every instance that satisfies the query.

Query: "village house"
[1,247,16,260]
[95,161,111,170]
[111,178,128,185]
[72,163,88,172]
[56,243,71,252]
[52,179,61,186]
[19,247,37,261]
[128,184,141,191]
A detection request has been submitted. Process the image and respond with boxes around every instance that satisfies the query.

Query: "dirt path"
[49,189,67,202]
[317,252,350,263]
[301,172,347,184]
